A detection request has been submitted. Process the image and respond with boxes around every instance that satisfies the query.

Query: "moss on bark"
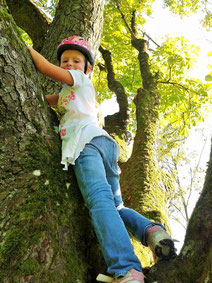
[0,127,104,282]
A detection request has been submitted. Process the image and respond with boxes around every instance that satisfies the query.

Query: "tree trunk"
[118,38,170,267]
[0,1,105,282]
[120,39,169,227]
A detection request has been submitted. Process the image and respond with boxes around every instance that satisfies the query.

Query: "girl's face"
[60,49,86,72]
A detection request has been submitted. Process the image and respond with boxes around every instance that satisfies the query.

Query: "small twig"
[158,80,200,95]
[186,137,208,207]
[143,32,160,47]
[116,1,136,40]
[172,203,187,222]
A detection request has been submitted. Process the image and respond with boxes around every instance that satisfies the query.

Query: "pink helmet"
[57,35,94,66]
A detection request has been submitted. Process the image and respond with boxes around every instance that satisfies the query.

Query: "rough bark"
[0,1,105,282]
[120,39,168,226]
[6,0,49,51]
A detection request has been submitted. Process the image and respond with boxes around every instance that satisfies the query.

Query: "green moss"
[0,6,22,44]
[0,228,25,269]
[19,258,38,275]
[24,134,57,171]
[0,133,63,274]
[0,4,14,23]
[23,60,33,79]
[0,2,34,79]
[0,124,94,281]
[131,237,154,268]
[111,134,131,162]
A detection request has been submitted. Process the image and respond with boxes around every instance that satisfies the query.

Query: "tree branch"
[142,32,160,48]
[186,138,207,208]
[131,38,155,90]
[116,1,136,40]
[6,0,50,51]
[99,46,130,140]
[130,10,137,36]
[158,80,201,95]
[115,3,159,90]
[117,2,160,47]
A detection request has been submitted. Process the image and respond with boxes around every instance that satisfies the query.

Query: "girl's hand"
[27,46,74,85]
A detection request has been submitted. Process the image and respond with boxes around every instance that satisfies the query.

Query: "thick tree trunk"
[0,1,105,282]
[119,38,170,267]
[120,39,169,227]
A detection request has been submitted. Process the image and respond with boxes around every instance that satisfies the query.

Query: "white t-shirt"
[57,70,112,170]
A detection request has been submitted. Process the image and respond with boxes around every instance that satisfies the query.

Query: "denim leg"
[118,208,165,246]
[102,139,166,247]
[73,137,142,277]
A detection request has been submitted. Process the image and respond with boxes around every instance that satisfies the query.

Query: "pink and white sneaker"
[146,226,177,262]
[97,269,144,283]
[112,269,145,283]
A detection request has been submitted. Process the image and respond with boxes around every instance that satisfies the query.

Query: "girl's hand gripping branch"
[27,46,74,85]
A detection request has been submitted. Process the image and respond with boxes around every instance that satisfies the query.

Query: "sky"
[102,0,211,252]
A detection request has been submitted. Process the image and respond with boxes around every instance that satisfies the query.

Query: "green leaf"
[205,75,212,81]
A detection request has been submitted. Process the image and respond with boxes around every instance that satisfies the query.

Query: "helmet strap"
[84,57,88,74]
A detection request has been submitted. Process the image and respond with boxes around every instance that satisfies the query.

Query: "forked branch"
[99,46,130,139]
[6,0,50,51]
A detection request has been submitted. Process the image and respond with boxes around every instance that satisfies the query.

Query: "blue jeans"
[73,136,164,277]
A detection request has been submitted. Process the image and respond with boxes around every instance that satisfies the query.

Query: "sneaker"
[146,226,177,262]
[112,269,145,283]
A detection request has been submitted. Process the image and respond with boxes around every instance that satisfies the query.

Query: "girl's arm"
[27,46,74,85]
[45,94,59,107]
